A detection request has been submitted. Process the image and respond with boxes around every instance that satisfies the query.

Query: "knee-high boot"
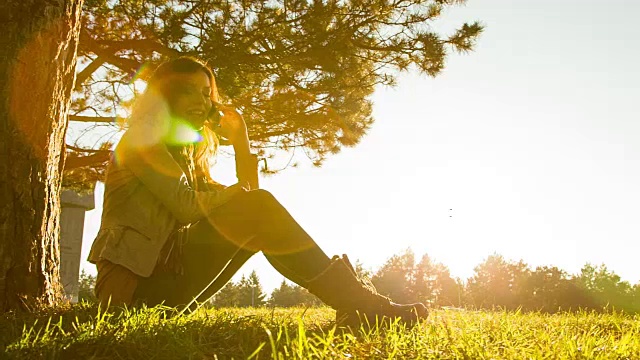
[304,254,428,328]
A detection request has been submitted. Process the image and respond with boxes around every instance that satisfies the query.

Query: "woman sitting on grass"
[87,56,427,327]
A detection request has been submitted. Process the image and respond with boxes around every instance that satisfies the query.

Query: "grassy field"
[1,303,639,359]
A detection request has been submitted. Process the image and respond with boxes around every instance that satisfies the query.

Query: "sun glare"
[165,119,203,145]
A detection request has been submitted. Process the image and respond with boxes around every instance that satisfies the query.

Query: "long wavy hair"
[128,57,220,184]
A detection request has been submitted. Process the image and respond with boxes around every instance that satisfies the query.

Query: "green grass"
[1,303,639,359]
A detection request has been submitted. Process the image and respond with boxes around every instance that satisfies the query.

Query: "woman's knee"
[242,189,279,209]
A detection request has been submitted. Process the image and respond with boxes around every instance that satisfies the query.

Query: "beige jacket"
[87,129,258,277]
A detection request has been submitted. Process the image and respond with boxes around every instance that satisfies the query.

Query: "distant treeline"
[78,251,640,313]
[360,250,640,314]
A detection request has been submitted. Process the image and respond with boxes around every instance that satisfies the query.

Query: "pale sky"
[80,0,640,294]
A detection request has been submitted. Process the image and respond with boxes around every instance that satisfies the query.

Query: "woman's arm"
[117,131,246,224]
[213,103,259,190]
[233,138,260,190]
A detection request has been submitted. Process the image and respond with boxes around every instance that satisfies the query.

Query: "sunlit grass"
[1,303,639,359]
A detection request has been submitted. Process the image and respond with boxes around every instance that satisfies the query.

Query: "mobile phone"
[208,103,222,127]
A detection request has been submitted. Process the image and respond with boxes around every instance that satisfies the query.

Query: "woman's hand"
[209,102,257,190]
[212,102,249,146]
[224,182,249,196]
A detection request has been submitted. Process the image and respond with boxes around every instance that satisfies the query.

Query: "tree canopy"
[66,0,483,189]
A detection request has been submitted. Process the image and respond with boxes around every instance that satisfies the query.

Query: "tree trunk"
[0,0,84,311]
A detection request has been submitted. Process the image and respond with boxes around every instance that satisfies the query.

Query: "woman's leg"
[94,260,139,306]
[133,223,255,307]
[207,189,332,283]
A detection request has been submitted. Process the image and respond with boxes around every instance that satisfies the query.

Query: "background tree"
[77,270,97,303]
[574,263,638,313]
[354,259,373,280]
[465,254,530,310]
[414,254,461,307]
[631,284,640,314]
[236,271,267,307]
[0,0,84,311]
[519,265,593,313]
[66,0,483,189]
[268,280,322,307]
[371,248,417,303]
[371,250,463,307]
[209,281,240,308]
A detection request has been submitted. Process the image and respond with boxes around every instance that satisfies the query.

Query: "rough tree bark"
[0,0,84,311]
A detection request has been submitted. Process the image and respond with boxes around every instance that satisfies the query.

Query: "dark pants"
[133,189,332,307]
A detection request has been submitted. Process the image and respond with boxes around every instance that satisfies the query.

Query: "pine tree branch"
[66,144,108,153]
[92,39,180,58]
[69,115,117,123]
[79,30,143,75]
[65,151,112,170]
[75,57,107,89]
[249,128,298,141]
[92,49,141,75]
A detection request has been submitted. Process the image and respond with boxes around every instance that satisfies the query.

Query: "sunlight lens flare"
[112,85,204,177]
[164,119,203,145]
[129,63,151,85]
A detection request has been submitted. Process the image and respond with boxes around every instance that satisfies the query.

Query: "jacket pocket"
[89,225,160,277]
[87,227,126,264]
